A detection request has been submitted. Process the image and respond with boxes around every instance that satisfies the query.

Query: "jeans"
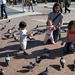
[63,42,71,52]
[28,2,34,11]
[53,28,60,42]
[1,4,8,17]
[65,3,70,13]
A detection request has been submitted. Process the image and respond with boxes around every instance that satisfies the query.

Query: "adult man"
[0,0,8,19]
[65,0,71,13]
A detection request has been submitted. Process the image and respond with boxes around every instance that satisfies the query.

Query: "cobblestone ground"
[0,2,75,75]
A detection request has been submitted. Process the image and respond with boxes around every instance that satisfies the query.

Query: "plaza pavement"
[0,2,75,75]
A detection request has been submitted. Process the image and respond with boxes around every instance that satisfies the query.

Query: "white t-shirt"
[0,0,6,5]
[20,28,27,39]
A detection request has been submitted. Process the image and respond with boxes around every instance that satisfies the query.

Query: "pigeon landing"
[60,56,65,68]
[5,54,10,66]
[22,62,36,71]
[0,68,5,75]
[38,67,48,75]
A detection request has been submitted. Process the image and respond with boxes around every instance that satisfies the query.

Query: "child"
[44,20,56,44]
[19,21,32,55]
[61,20,75,53]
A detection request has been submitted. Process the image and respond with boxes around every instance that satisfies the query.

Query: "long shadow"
[17,69,29,73]
[49,64,61,71]
[14,48,49,59]
[67,64,74,71]
[0,44,20,58]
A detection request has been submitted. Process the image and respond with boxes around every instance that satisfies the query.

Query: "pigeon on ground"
[14,37,19,41]
[74,60,75,71]
[60,56,65,68]
[22,62,36,71]
[5,54,10,66]
[35,57,41,64]
[27,34,35,41]
[11,25,16,30]
[0,68,5,75]
[40,52,50,59]
[7,29,12,34]
[6,19,10,23]
[0,25,6,30]
[38,67,48,75]
[4,34,10,38]
[35,25,39,29]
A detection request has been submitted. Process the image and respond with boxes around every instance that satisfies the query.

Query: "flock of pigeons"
[0,20,75,75]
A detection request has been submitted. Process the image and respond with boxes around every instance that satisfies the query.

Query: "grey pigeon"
[0,68,5,75]
[6,19,10,23]
[35,25,39,29]
[11,25,16,30]
[0,25,6,30]
[7,29,12,34]
[60,56,65,68]
[22,62,36,70]
[4,34,10,38]
[5,54,10,66]
[35,57,41,64]
[38,67,48,75]
[40,52,50,59]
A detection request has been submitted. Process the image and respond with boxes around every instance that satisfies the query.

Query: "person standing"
[0,0,8,19]
[28,0,34,12]
[22,0,25,12]
[65,0,71,13]
[48,3,63,43]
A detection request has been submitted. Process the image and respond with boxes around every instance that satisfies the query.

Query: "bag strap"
[52,13,61,22]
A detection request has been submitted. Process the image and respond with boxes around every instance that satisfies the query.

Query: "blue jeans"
[1,4,7,18]
[28,2,34,11]
[53,28,60,42]
[63,42,71,52]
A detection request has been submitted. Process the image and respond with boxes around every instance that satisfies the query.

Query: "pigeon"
[74,60,75,71]
[38,67,48,75]
[60,56,65,68]
[35,25,39,29]
[7,29,12,34]
[35,57,41,64]
[0,68,5,75]
[14,37,19,41]
[0,25,6,30]
[6,19,10,23]
[27,34,35,41]
[5,54,10,66]
[12,33,16,37]
[4,34,10,38]
[11,25,16,30]
[22,62,36,70]
[40,52,50,59]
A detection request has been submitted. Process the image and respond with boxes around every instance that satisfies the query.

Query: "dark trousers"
[1,4,8,18]
[53,28,60,42]
[65,4,70,13]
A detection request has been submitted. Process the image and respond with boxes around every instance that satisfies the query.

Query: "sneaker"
[23,51,28,55]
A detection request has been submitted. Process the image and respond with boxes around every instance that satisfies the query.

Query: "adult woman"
[48,2,63,42]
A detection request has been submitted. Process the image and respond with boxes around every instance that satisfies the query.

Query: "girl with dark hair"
[61,20,75,53]
[19,21,33,55]
[48,2,63,43]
